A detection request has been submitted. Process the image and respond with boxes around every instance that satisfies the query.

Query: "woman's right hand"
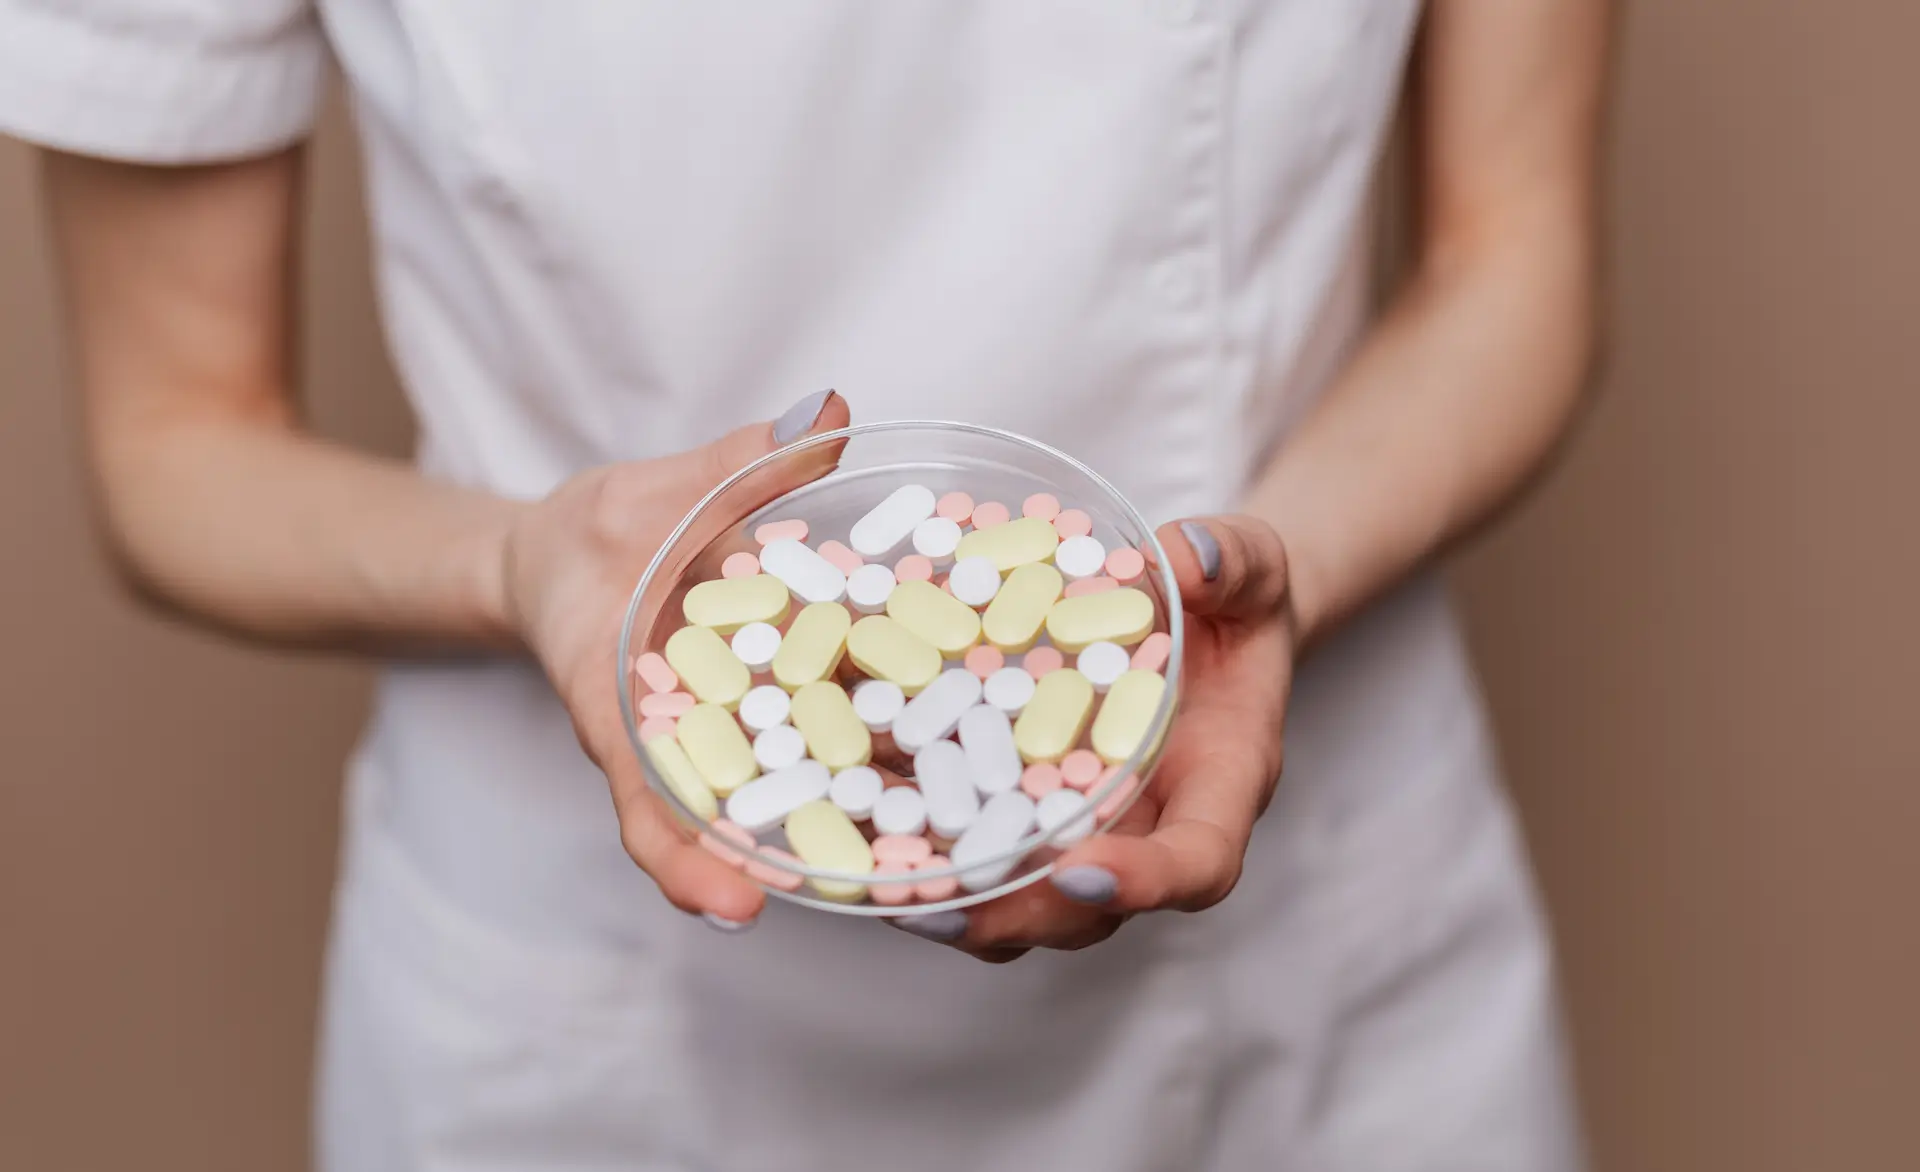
[498,390,851,929]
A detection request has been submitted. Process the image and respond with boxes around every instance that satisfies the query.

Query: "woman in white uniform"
[4,2,1608,1167]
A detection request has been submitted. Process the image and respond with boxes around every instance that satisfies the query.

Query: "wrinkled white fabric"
[1,3,1583,1168]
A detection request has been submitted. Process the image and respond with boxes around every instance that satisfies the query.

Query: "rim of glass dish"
[618,419,1185,913]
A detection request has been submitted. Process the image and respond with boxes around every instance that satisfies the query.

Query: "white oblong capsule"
[951,790,1038,892]
[724,759,833,834]
[913,740,982,839]
[871,785,929,837]
[737,684,793,734]
[729,621,783,671]
[982,666,1037,714]
[958,704,1023,796]
[758,539,848,605]
[850,484,938,558]
[828,765,884,821]
[851,679,906,732]
[890,668,984,754]
[845,563,898,615]
[751,723,808,772]
[1036,788,1094,845]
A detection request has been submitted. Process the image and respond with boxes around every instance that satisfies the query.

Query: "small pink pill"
[720,551,762,579]
[894,554,934,583]
[754,518,809,545]
[1019,763,1064,799]
[970,501,1011,529]
[1023,646,1065,678]
[1061,750,1104,791]
[1064,575,1119,598]
[1021,493,1061,522]
[817,540,864,574]
[1053,509,1093,539]
[1131,631,1172,674]
[1105,547,1147,584]
[935,492,975,524]
[633,651,680,693]
[870,861,918,906]
[913,856,961,902]
[964,644,1005,679]
[872,834,935,865]
[1095,770,1141,819]
[639,690,696,718]
[745,847,807,892]
[698,820,755,869]
[638,716,679,743]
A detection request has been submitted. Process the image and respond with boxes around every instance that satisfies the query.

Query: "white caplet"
[758,539,848,604]
[850,485,937,558]
[913,740,982,839]
[952,790,1038,891]
[890,669,983,754]
[725,759,833,834]
[958,704,1023,796]
[1037,788,1094,845]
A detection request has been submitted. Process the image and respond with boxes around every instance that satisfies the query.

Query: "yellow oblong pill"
[683,574,791,635]
[643,733,718,821]
[790,680,873,771]
[1045,587,1155,653]
[664,624,752,709]
[846,615,942,695]
[1091,670,1170,765]
[676,703,759,796]
[981,562,1064,653]
[771,602,851,692]
[885,579,982,657]
[953,515,1060,572]
[785,799,875,902]
[1013,668,1095,764]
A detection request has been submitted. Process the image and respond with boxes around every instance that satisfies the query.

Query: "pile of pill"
[632,486,1174,905]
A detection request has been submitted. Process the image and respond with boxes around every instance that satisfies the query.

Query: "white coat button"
[1152,255,1205,308]
[1145,0,1200,26]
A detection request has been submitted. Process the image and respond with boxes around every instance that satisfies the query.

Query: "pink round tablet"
[1060,750,1104,791]
[745,847,807,893]
[639,690,697,718]
[964,644,1005,680]
[970,501,1011,529]
[872,834,935,865]
[1019,763,1064,799]
[870,861,918,906]
[633,651,680,694]
[720,551,762,579]
[817,540,864,574]
[754,518,809,545]
[935,492,975,524]
[1131,631,1173,674]
[1063,575,1119,598]
[1096,770,1141,819]
[1105,547,1147,584]
[894,554,934,583]
[1053,509,1093,539]
[913,856,961,902]
[638,716,679,744]
[1023,646,1065,678]
[1021,493,1061,522]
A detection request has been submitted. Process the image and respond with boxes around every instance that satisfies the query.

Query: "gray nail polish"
[773,389,834,444]
[702,913,756,934]
[1052,865,1119,905]
[1180,521,1221,581]
[893,910,969,942]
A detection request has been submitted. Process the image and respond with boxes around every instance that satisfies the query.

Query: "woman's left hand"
[893,515,1296,961]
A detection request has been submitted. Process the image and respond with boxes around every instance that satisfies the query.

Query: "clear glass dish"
[618,421,1183,915]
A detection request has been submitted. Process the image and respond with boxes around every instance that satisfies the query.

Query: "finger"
[683,388,852,492]
[1155,515,1289,623]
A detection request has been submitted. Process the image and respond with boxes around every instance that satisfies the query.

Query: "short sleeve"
[0,0,326,163]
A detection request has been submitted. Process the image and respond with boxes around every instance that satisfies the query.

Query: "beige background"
[3,2,1915,1168]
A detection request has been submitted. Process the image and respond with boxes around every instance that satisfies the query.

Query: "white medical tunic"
[1,2,1584,1168]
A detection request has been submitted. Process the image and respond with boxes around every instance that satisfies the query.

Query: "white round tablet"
[911,516,964,561]
[845,563,898,615]
[1054,534,1108,581]
[851,679,906,731]
[730,621,783,671]
[828,765,884,821]
[1075,641,1130,691]
[982,666,1037,714]
[737,684,793,733]
[871,785,929,837]
[752,724,808,772]
[947,556,1002,608]
[1037,788,1093,844]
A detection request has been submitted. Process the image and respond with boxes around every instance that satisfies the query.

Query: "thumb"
[1155,515,1290,623]
[699,388,852,484]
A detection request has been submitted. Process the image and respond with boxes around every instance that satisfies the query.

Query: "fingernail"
[893,910,969,941]
[1052,865,1119,904]
[773,389,834,444]
[1180,521,1221,582]
[702,912,756,934]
